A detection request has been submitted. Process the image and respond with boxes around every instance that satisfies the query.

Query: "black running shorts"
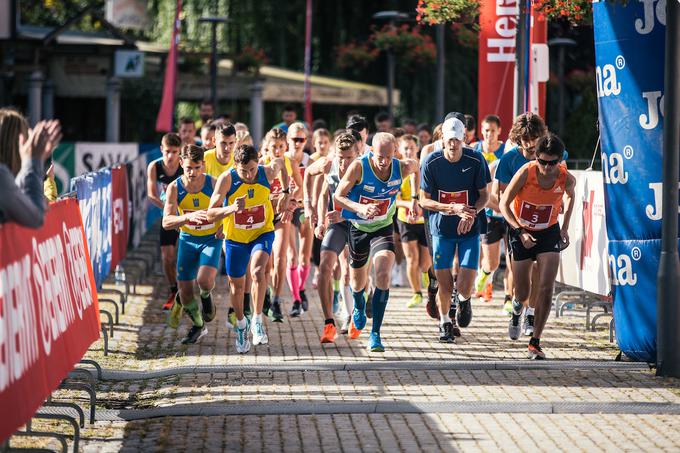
[397,220,428,247]
[481,217,507,245]
[159,224,179,247]
[348,223,395,269]
[321,221,349,255]
[508,223,563,262]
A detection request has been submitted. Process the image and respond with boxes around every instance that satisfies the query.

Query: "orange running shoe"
[348,320,362,339]
[162,292,176,311]
[320,323,337,344]
[483,282,493,302]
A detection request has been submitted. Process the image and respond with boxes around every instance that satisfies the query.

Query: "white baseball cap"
[442,117,465,142]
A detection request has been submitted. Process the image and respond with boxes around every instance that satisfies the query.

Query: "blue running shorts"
[432,234,480,271]
[224,231,275,278]
[177,233,224,281]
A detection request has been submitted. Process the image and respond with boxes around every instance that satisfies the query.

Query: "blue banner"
[593,0,674,362]
[71,169,113,289]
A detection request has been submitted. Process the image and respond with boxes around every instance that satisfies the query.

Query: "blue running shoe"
[352,307,367,330]
[368,332,384,352]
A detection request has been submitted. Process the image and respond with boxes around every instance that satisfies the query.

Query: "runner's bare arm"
[419,142,435,167]
[146,162,164,209]
[474,187,489,214]
[162,182,206,229]
[486,162,501,212]
[289,156,304,200]
[419,189,457,215]
[499,165,529,230]
[399,158,419,178]
[304,157,330,221]
[207,171,241,222]
[333,160,377,218]
[561,172,577,234]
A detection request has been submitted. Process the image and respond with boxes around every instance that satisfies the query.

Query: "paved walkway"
[11,253,680,452]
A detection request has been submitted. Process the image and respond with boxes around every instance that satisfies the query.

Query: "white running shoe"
[252,318,269,345]
[235,320,251,353]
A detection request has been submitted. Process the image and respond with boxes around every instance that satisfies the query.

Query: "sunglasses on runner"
[537,157,560,167]
[291,137,306,143]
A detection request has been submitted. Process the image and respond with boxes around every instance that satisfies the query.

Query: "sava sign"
[75,143,138,177]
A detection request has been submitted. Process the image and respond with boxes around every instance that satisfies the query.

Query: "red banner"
[155,0,182,133]
[111,165,129,269]
[0,199,100,442]
[478,0,547,139]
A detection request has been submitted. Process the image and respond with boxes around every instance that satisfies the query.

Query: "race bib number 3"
[234,205,266,230]
[439,190,468,216]
[358,196,390,220]
[518,201,553,230]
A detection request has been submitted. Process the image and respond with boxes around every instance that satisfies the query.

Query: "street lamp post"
[548,38,576,137]
[372,11,410,120]
[199,16,228,112]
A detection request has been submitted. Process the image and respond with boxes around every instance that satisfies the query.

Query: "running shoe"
[407,293,423,309]
[527,343,546,360]
[289,300,302,317]
[482,282,493,302]
[227,307,237,330]
[368,332,385,352]
[201,293,216,323]
[502,299,514,316]
[426,293,440,320]
[523,314,535,336]
[348,320,362,339]
[439,322,455,343]
[167,294,183,329]
[352,306,367,331]
[162,292,176,311]
[269,300,284,323]
[474,271,491,294]
[300,289,309,312]
[340,315,351,335]
[320,323,337,344]
[252,319,268,345]
[456,298,472,328]
[181,325,207,344]
[235,319,251,354]
[508,310,522,340]
[451,319,462,338]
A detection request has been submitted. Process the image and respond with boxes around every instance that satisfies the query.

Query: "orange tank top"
[513,162,566,231]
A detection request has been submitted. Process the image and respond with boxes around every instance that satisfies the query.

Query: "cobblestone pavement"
[10,258,680,452]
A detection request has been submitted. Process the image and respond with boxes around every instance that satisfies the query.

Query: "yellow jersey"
[223,166,275,243]
[397,175,424,224]
[177,175,219,236]
[204,149,234,178]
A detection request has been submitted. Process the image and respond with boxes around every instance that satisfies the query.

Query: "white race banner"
[556,170,610,296]
[75,143,138,176]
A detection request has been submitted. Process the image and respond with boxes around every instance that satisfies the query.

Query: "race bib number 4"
[234,205,266,230]
[183,210,215,231]
[358,196,390,220]
[518,201,553,230]
[439,190,468,216]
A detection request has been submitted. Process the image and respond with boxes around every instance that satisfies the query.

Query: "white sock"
[458,292,469,303]
[253,313,263,324]
[342,285,352,314]
[525,307,535,316]
[440,313,452,326]
[236,317,247,329]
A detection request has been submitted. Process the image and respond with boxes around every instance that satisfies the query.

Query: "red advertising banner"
[155,0,182,133]
[478,0,547,139]
[0,199,100,443]
[111,165,129,269]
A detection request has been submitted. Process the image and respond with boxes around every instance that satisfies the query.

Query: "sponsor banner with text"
[593,1,671,362]
[0,199,100,443]
[111,166,129,269]
[74,142,138,176]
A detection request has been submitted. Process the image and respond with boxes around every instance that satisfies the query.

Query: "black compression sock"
[325,318,335,326]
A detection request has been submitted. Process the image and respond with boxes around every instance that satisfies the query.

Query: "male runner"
[495,112,548,334]
[208,144,290,353]
[334,132,419,352]
[178,117,198,146]
[162,145,221,344]
[147,133,183,310]
[499,133,575,359]
[305,131,358,343]
[420,117,490,343]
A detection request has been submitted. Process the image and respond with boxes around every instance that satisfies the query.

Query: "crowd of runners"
[150,105,575,360]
